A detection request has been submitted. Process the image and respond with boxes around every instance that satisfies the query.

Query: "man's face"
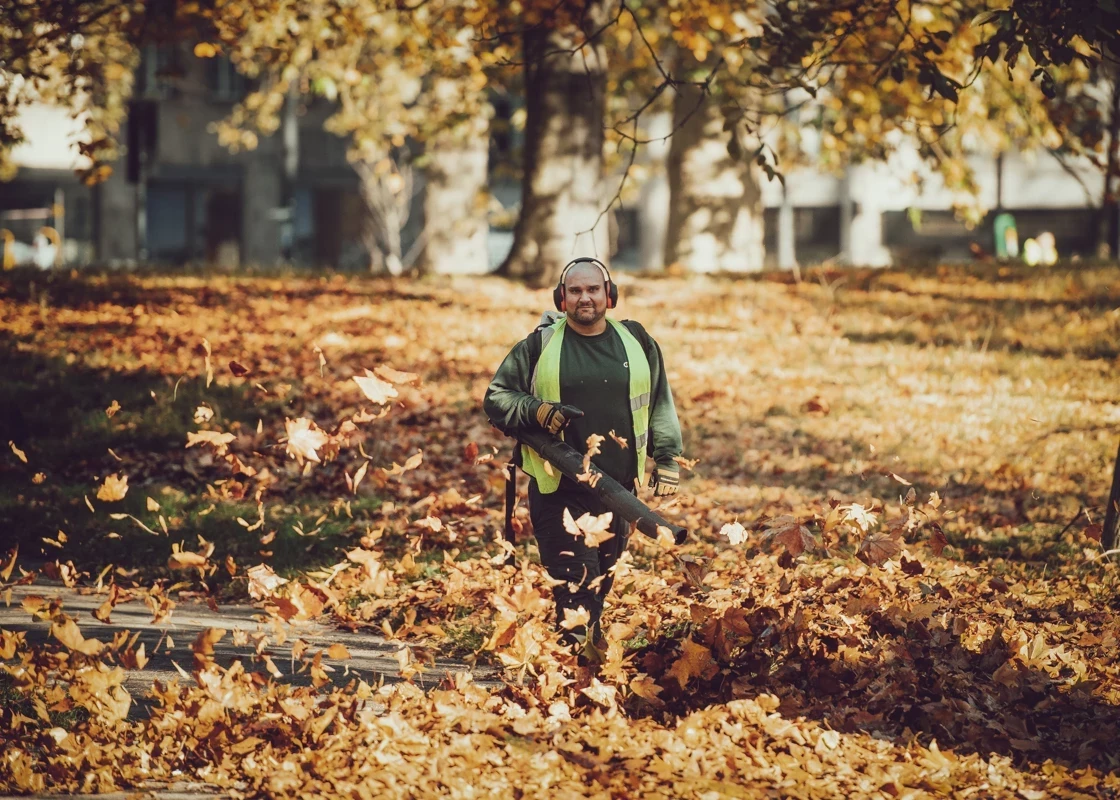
[564,264,608,327]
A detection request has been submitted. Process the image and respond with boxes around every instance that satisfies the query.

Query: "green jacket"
[483,315,683,486]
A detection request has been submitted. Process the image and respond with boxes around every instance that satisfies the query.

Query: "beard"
[570,303,605,325]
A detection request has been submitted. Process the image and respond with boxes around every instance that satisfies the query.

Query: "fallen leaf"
[929,524,949,556]
[560,606,591,631]
[607,429,629,449]
[285,417,329,465]
[677,554,711,589]
[720,521,748,545]
[247,563,288,599]
[353,370,398,405]
[562,508,614,548]
[373,365,420,385]
[96,474,129,502]
[857,531,902,566]
[803,395,830,415]
[765,516,818,558]
[666,638,716,688]
[50,616,103,655]
[168,549,208,570]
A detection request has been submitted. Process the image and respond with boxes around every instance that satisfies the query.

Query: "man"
[483,257,683,646]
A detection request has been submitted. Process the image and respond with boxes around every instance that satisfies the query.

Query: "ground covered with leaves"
[2,264,1119,798]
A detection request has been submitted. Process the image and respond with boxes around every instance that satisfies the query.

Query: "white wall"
[9,104,90,171]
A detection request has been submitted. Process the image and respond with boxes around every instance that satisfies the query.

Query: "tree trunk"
[664,80,765,273]
[355,156,412,275]
[1103,438,1120,550]
[778,182,798,274]
[498,6,612,287]
[414,129,490,275]
[1102,67,1120,258]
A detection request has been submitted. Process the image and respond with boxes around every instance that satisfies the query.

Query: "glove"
[649,465,679,497]
[535,402,584,435]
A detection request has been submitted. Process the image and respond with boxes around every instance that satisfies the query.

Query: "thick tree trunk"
[414,130,490,275]
[1103,438,1120,550]
[1102,68,1120,258]
[498,7,612,287]
[665,81,765,272]
[354,157,412,275]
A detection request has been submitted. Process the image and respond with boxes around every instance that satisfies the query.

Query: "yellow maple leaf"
[560,605,591,631]
[580,678,617,710]
[50,616,104,655]
[96,473,129,502]
[720,521,748,545]
[284,417,329,464]
[629,674,665,707]
[353,369,399,405]
[666,637,716,689]
[562,508,615,548]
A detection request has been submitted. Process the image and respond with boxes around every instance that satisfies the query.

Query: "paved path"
[2,577,504,797]
[3,579,498,714]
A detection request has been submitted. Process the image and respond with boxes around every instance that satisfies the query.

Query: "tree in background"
[206,0,490,275]
[481,1,616,286]
[0,0,147,183]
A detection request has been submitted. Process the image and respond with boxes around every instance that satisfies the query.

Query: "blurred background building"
[0,45,1105,272]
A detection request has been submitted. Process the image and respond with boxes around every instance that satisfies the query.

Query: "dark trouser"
[528,478,632,647]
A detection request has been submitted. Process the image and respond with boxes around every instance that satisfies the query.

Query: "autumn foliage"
[1,265,1119,796]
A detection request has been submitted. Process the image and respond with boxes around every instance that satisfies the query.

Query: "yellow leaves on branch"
[96,474,129,502]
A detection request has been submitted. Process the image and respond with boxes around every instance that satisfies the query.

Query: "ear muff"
[554,257,618,311]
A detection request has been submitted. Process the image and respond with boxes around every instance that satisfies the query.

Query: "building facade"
[1,48,1107,271]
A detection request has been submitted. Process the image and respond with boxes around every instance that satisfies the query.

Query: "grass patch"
[0,672,90,732]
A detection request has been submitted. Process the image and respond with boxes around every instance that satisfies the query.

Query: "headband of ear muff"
[553,257,618,311]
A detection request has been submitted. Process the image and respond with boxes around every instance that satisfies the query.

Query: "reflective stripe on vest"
[522,317,652,494]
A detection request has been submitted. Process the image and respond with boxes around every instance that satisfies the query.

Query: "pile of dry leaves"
[2,266,1119,797]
